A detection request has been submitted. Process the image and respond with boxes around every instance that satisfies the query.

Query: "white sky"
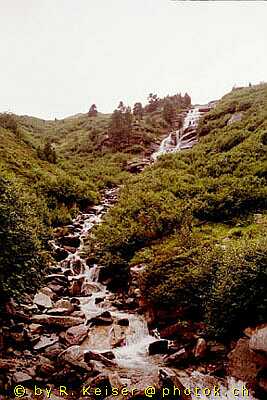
[0,0,267,119]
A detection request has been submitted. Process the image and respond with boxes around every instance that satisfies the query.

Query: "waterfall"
[152,106,203,160]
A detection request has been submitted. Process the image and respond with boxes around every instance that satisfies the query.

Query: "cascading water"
[49,184,257,400]
[152,106,204,160]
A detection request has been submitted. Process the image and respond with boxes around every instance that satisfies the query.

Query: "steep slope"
[88,83,267,338]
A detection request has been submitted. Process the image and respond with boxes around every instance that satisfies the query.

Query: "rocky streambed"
[1,188,266,399]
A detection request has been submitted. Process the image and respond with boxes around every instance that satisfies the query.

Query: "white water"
[152,106,203,160]
[52,187,257,399]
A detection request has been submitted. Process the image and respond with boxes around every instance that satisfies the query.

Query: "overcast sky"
[1,0,266,119]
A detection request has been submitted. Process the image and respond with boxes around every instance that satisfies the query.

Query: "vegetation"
[89,83,267,338]
[0,89,188,300]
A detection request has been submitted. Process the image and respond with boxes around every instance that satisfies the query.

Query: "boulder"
[31,314,84,328]
[159,368,192,400]
[44,342,65,360]
[47,284,65,296]
[59,236,80,248]
[227,338,267,390]
[36,356,56,376]
[39,286,56,299]
[88,311,113,326]
[164,348,190,366]
[194,338,207,359]
[33,293,53,309]
[159,320,200,341]
[54,299,74,311]
[148,340,168,355]
[53,247,69,262]
[33,334,59,351]
[65,325,89,346]
[28,324,43,335]
[13,371,32,384]
[64,246,77,254]
[249,327,267,354]
[117,318,129,327]
[84,350,116,367]
[59,345,92,371]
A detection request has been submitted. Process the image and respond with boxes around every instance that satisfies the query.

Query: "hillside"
[86,83,267,338]
[0,91,191,301]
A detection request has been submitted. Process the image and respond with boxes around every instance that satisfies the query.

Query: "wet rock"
[258,372,267,394]
[39,287,56,299]
[117,318,129,327]
[100,351,115,360]
[249,326,267,354]
[69,279,83,296]
[59,345,92,371]
[36,356,56,376]
[32,314,84,328]
[65,325,89,346]
[208,341,226,355]
[59,236,80,248]
[164,347,190,366]
[10,327,27,344]
[84,350,116,367]
[71,310,85,319]
[53,247,69,262]
[64,246,77,254]
[85,373,112,397]
[88,311,113,326]
[194,338,207,359]
[44,342,65,360]
[33,334,59,351]
[47,307,74,316]
[13,371,32,384]
[159,368,192,400]
[227,338,267,390]
[112,338,126,348]
[81,282,101,295]
[95,297,105,305]
[148,339,168,355]
[33,293,53,309]
[47,284,65,296]
[159,321,198,341]
[28,323,43,335]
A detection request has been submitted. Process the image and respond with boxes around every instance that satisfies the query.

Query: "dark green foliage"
[37,140,57,163]
[0,112,18,135]
[205,237,267,337]
[162,100,176,125]
[90,83,267,338]
[0,175,48,301]
[108,103,133,151]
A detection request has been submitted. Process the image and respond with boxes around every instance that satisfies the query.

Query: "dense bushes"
[205,236,267,337]
[90,84,267,338]
[0,175,49,301]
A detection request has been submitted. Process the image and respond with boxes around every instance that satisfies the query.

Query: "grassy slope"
[89,83,267,337]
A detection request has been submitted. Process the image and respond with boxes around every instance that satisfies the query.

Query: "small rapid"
[48,182,257,399]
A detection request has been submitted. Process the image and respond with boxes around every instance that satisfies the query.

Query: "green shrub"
[0,175,49,301]
[205,237,267,337]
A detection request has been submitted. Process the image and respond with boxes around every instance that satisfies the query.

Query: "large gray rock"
[249,326,267,354]
[33,293,53,309]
